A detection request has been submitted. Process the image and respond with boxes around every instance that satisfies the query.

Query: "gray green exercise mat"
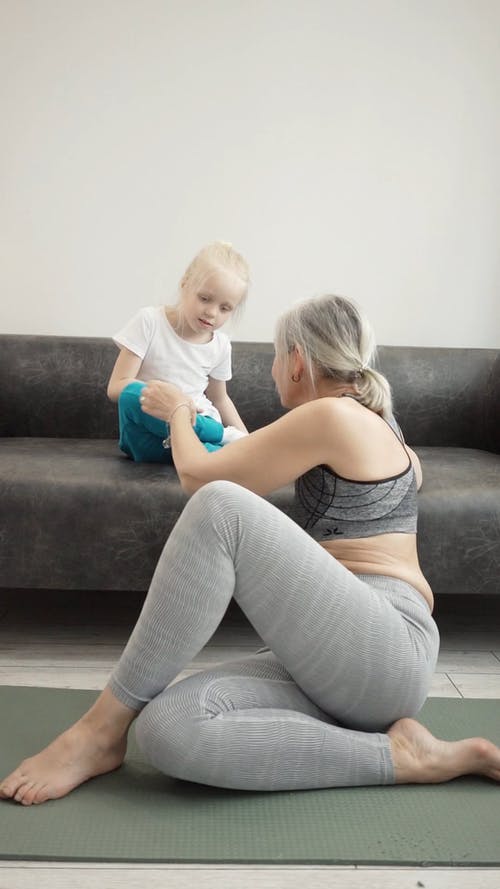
[0,686,499,865]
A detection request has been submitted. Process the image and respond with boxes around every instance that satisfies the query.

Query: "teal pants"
[118,382,224,463]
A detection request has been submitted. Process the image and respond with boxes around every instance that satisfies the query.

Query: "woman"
[2,294,499,805]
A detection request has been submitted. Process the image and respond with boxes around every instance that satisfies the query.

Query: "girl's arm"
[204,377,248,433]
[107,348,143,402]
[140,380,333,496]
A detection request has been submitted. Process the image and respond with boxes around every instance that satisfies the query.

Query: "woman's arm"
[173,404,330,495]
[107,348,143,402]
[140,380,332,496]
[204,377,248,433]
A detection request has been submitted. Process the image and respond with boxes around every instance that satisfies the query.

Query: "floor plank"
[1,864,500,889]
[427,673,462,697]
[449,673,500,698]
[436,650,500,673]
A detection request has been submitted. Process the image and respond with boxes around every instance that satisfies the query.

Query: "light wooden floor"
[0,590,499,889]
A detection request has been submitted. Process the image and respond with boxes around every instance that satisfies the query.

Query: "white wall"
[1,0,499,346]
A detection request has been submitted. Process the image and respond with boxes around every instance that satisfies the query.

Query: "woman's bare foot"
[388,717,500,785]
[0,688,137,806]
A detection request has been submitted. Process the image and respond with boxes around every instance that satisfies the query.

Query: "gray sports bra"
[292,414,418,541]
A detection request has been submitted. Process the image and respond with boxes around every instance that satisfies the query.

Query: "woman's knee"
[135,668,257,783]
[135,677,223,781]
[190,478,242,503]
[180,480,238,529]
[186,480,262,526]
[135,690,193,780]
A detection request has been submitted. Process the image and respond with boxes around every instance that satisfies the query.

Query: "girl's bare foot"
[0,688,136,806]
[388,717,500,784]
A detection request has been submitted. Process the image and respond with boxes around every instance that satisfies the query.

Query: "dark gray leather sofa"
[1,334,499,597]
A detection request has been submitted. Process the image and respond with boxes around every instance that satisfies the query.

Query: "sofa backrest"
[0,335,119,438]
[377,345,500,451]
[0,335,287,439]
[229,342,500,451]
[0,334,498,451]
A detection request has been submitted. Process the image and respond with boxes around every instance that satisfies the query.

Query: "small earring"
[291,373,301,383]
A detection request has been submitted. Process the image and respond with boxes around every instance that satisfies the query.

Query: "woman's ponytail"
[355,365,393,418]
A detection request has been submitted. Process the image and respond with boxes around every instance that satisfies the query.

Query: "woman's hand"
[140,380,197,425]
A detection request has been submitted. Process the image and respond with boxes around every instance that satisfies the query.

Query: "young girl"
[107,241,250,462]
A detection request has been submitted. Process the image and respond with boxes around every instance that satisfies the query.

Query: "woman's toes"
[0,770,24,800]
[14,780,36,805]
[31,784,51,805]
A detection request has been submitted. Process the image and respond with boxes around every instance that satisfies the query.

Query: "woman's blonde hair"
[274,294,393,417]
[181,241,250,316]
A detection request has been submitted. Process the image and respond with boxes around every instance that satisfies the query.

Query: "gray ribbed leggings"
[109,480,439,791]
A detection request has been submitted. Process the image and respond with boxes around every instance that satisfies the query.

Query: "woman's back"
[299,397,432,607]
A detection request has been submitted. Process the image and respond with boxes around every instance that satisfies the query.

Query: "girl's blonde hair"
[181,241,250,315]
[274,294,393,418]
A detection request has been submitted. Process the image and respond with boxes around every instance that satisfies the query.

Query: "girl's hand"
[140,381,197,424]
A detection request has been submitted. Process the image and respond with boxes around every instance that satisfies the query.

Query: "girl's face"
[179,267,246,340]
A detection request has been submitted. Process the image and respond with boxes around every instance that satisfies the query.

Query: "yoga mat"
[0,687,499,866]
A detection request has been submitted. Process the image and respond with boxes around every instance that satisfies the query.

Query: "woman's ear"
[291,345,306,379]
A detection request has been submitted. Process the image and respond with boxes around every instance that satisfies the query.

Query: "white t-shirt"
[113,306,232,421]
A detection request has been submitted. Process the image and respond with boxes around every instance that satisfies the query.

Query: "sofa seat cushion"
[1,437,187,590]
[0,438,292,591]
[1,439,498,596]
[416,447,500,595]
